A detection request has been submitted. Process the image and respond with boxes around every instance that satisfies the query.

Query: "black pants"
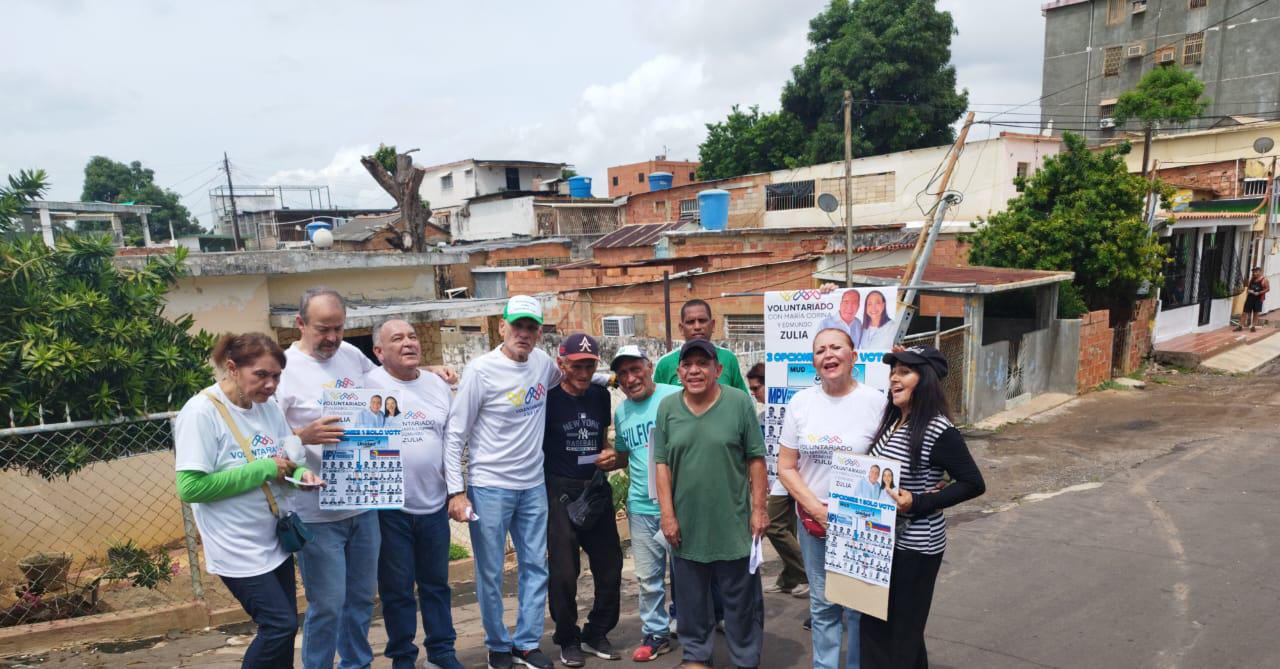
[546,474,623,646]
[220,556,298,669]
[671,555,764,668]
[860,549,943,669]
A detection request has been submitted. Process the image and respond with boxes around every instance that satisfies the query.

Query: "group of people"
[175,286,985,669]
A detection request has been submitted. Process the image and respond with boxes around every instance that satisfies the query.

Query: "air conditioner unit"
[601,315,636,338]
[1099,117,1117,129]
[1132,0,1147,13]
[1126,42,1146,58]
[1158,50,1176,64]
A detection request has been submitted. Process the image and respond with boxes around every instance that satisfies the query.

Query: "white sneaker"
[791,584,811,598]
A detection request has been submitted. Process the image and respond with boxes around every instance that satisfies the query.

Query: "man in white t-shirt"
[366,319,463,669]
[444,295,559,669]
[275,287,455,669]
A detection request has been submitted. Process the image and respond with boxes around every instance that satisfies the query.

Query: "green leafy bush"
[447,542,469,561]
[102,539,174,590]
[0,235,214,478]
[609,470,630,515]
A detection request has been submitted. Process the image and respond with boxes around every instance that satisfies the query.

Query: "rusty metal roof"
[591,222,690,249]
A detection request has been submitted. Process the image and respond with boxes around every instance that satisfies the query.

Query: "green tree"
[782,0,968,164]
[81,157,203,242]
[0,234,214,478]
[697,105,807,180]
[0,169,49,234]
[374,143,399,175]
[1112,65,1209,175]
[697,0,968,177]
[968,132,1169,316]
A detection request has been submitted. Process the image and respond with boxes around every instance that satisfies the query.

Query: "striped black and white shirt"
[869,414,985,555]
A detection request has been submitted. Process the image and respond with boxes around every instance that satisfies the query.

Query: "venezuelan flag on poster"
[369,450,400,458]
[867,521,892,534]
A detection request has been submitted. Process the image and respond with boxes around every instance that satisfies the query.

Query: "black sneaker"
[802,617,812,631]
[559,644,586,668]
[512,647,553,669]
[487,650,514,669]
[583,636,621,660]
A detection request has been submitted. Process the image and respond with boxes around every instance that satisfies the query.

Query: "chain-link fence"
[901,326,968,423]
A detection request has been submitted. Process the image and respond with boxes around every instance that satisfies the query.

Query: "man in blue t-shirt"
[611,344,682,663]
[543,333,624,668]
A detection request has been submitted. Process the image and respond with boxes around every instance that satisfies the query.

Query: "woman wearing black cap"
[861,345,986,668]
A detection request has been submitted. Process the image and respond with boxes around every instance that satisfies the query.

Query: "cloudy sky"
[3,0,1046,224]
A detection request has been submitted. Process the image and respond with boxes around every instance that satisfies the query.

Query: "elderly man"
[654,340,768,669]
[652,299,748,393]
[543,333,624,667]
[611,345,681,662]
[444,295,559,669]
[276,288,454,669]
[366,319,463,669]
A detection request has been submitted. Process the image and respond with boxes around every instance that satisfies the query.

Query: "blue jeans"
[628,513,671,637]
[377,508,459,669]
[799,528,860,669]
[299,512,380,669]
[220,556,298,669]
[468,484,549,653]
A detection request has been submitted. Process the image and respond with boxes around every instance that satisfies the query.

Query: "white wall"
[421,161,477,211]
[1153,298,1233,343]
[473,164,562,197]
[456,196,536,241]
[761,135,1059,229]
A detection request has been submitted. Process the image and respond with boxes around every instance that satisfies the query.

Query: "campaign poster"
[761,287,899,486]
[826,452,900,587]
[319,435,405,510]
[321,388,403,437]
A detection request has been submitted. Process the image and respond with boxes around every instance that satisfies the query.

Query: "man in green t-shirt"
[651,299,748,393]
[654,339,767,669]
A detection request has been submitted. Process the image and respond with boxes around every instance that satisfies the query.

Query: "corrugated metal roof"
[1166,211,1260,220]
[591,222,689,249]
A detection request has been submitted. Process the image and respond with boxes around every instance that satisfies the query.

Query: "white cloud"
[265,146,393,210]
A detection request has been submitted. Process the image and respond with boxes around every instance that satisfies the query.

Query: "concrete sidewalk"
[1201,330,1280,372]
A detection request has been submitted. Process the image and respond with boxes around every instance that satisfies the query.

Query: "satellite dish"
[1254,137,1274,154]
[312,228,334,249]
[817,192,840,213]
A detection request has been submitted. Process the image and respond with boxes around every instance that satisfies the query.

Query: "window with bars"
[1243,178,1269,196]
[678,198,699,221]
[1189,0,1207,9]
[1103,46,1123,76]
[724,314,765,338]
[1107,0,1126,24]
[1015,162,1030,192]
[1183,32,1205,66]
[765,180,816,211]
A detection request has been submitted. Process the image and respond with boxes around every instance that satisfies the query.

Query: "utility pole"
[223,152,242,251]
[843,90,854,287]
[663,270,673,350]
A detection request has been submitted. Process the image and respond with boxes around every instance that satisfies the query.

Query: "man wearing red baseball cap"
[543,332,626,667]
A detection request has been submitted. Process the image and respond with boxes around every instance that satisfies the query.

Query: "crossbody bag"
[203,391,313,553]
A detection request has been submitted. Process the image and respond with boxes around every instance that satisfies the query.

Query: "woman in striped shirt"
[860,345,985,669]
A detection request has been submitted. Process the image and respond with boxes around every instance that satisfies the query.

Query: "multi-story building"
[1041,0,1280,142]
[418,159,567,229]
[606,156,701,197]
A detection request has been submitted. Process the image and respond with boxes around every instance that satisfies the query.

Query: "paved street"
[7,362,1280,668]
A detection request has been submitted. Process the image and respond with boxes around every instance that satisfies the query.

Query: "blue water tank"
[568,175,593,198]
[648,172,674,192]
[697,189,730,231]
[305,221,333,240]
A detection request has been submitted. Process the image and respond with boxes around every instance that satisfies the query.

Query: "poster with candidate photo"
[761,287,899,487]
[322,388,404,437]
[824,451,901,620]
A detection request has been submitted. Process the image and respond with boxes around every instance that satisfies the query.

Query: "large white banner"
[761,287,899,486]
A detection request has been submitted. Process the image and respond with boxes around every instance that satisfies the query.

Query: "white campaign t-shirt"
[365,366,452,514]
[779,382,888,500]
[275,341,375,524]
[174,384,292,578]
[445,346,562,493]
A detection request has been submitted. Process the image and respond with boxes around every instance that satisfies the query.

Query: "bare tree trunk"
[359,151,431,252]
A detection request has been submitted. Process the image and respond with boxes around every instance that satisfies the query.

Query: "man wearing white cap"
[444,295,559,669]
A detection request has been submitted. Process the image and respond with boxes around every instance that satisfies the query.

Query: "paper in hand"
[748,536,764,575]
[653,528,671,551]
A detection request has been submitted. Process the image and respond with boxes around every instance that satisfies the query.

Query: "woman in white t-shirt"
[777,327,888,669]
[174,333,323,669]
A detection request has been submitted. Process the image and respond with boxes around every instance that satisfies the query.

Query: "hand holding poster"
[762,287,899,487]
[320,388,405,510]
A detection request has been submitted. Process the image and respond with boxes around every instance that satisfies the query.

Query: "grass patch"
[1096,379,1129,391]
[448,542,469,561]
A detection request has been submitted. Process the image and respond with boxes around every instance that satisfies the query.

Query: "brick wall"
[625,174,769,228]
[1114,297,1156,375]
[485,240,571,267]
[927,237,971,267]
[593,246,654,265]
[607,160,701,198]
[1153,160,1239,198]
[1077,309,1114,392]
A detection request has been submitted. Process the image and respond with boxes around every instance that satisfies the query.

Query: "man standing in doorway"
[611,345,681,663]
[366,319,463,669]
[444,295,559,669]
[652,299,748,393]
[746,363,808,600]
[543,333,624,667]
[655,340,768,669]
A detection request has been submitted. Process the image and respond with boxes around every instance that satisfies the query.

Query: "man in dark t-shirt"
[543,333,625,667]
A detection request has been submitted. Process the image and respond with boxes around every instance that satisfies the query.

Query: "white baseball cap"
[610,344,648,372]
[503,295,543,324]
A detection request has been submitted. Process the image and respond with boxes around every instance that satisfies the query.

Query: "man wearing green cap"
[444,295,560,669]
